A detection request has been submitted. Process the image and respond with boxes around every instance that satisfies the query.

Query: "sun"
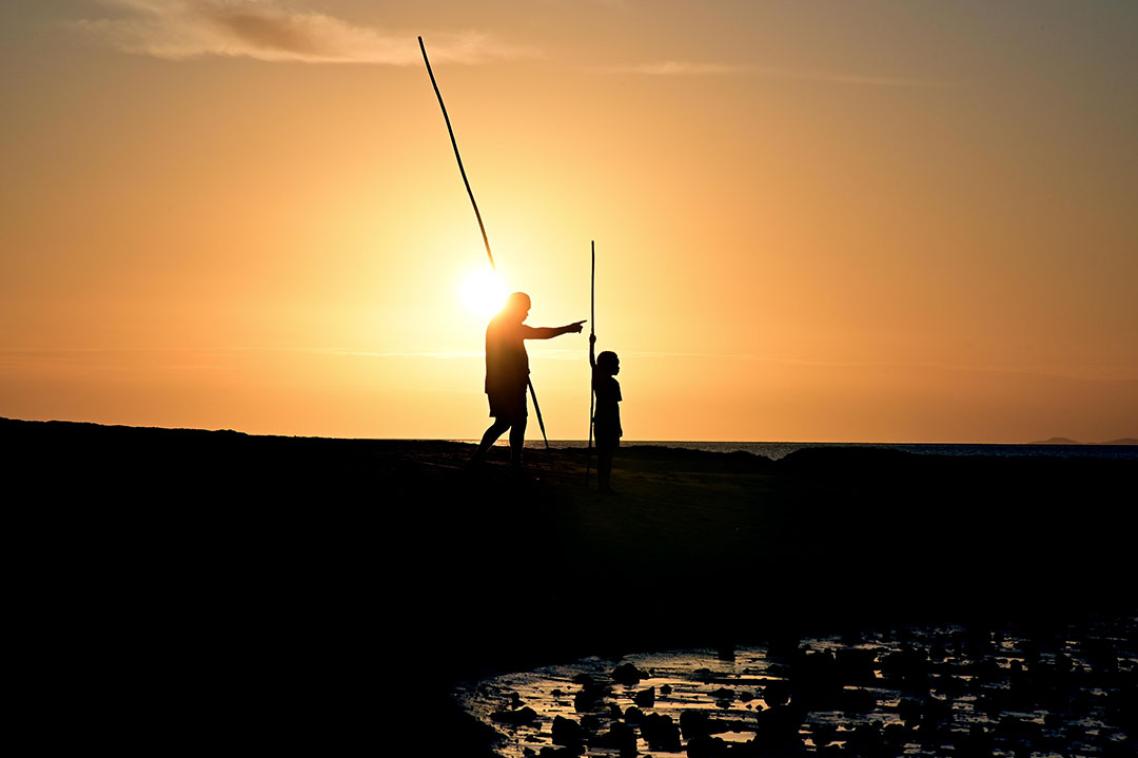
[459,267,507,317]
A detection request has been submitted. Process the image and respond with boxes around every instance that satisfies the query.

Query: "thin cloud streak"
[74,0,531,65]
[0,347,483,361]
[605,60,950,88]
[610,61,746,76]
[3,349,1133,383]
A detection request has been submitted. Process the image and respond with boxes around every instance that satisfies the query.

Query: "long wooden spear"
[586,241,595,484]
[418,36,550,449]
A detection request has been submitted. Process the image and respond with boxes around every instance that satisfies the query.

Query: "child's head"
[597,350,620,376]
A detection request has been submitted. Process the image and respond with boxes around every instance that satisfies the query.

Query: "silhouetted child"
[589,334,622,493]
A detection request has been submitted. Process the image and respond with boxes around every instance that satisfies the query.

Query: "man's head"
[502,291,531,322]
[598,350,620,376]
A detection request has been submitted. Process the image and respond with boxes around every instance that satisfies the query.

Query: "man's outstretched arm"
[522,320,586,340]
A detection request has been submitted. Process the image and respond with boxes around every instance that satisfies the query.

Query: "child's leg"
[597,439,614,491]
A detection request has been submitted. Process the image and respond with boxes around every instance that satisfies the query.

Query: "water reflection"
[457,619,1136,757]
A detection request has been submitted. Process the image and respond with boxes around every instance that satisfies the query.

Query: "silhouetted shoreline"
[459,438,1138,461]
[6,417,1134,753]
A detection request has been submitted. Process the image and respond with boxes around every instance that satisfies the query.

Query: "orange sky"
[2,1,1136,442]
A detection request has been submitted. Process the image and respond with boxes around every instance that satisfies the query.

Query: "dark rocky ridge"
[5,417,1134,753]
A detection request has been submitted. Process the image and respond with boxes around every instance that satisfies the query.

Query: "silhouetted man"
[472,292,584,468]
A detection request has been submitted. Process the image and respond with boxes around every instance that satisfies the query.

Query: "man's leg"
[473,418,511,462]
[508,416,528,467]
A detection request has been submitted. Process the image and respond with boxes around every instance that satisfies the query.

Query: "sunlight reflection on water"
[452,440,1138,461]
[457,619,1136,757]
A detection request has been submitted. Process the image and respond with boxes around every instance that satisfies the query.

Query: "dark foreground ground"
[5,417,1134,753]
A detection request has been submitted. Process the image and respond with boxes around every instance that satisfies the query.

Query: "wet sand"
[5,417,1135,753]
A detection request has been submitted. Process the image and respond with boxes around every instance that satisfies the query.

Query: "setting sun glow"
[459,267,507,318]
[1,2,1136,443]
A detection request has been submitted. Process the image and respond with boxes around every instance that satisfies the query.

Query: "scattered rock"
[635,686,656,708]
[790,649,843,706]
[754,704,803,754]
[593,721,638,757]
[835,648,878,683]
[879,645,929,690]
[810,721,836,747]
[551,716,584,748]
[538,747,580,758]
[762,679,791,708]
[641,713,681,752]
[613,662,649,686]
[839,687,877,713]
[685,734,731,758]
[491,706,538,726]
[843,722,884,756]
[680,710,714,741]
[954,724,992,758]
[767,631,801,659]
[475,620,1136,758]
[581,714,603,733]
[574,680,610,713]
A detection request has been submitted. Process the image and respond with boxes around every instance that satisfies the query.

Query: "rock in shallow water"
[573,679,610,712]
[491,706,538,726]
[641,712,681,752]
[613,662,649,686]
[761,679,790,708]
[551,716,584,748]
[592,721,638,757]
[634,685,656,708]
[462,617,1138,758]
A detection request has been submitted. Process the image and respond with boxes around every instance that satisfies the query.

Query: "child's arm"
[589,334,597,369]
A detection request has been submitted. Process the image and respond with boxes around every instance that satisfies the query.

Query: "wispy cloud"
[74,0,530,65]
[3,348,1136,384]
[751,65,950,88]
[612,61,747,76]
[606,60,949,88]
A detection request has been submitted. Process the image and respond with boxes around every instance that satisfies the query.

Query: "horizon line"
[2,416,1133,447]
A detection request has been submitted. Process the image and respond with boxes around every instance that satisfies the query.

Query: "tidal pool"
[456,620,1136,757]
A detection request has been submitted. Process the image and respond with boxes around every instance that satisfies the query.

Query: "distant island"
[1030,437,1138,445]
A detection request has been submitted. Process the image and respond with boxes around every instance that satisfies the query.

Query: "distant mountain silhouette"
[1030,436,1138,445]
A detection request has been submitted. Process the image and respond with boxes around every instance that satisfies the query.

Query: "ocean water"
[492,440,1138,461]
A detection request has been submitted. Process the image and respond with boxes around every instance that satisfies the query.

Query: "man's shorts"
[488,388,528,422]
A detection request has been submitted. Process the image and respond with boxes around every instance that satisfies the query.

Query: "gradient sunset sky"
[2,1,1136,442]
